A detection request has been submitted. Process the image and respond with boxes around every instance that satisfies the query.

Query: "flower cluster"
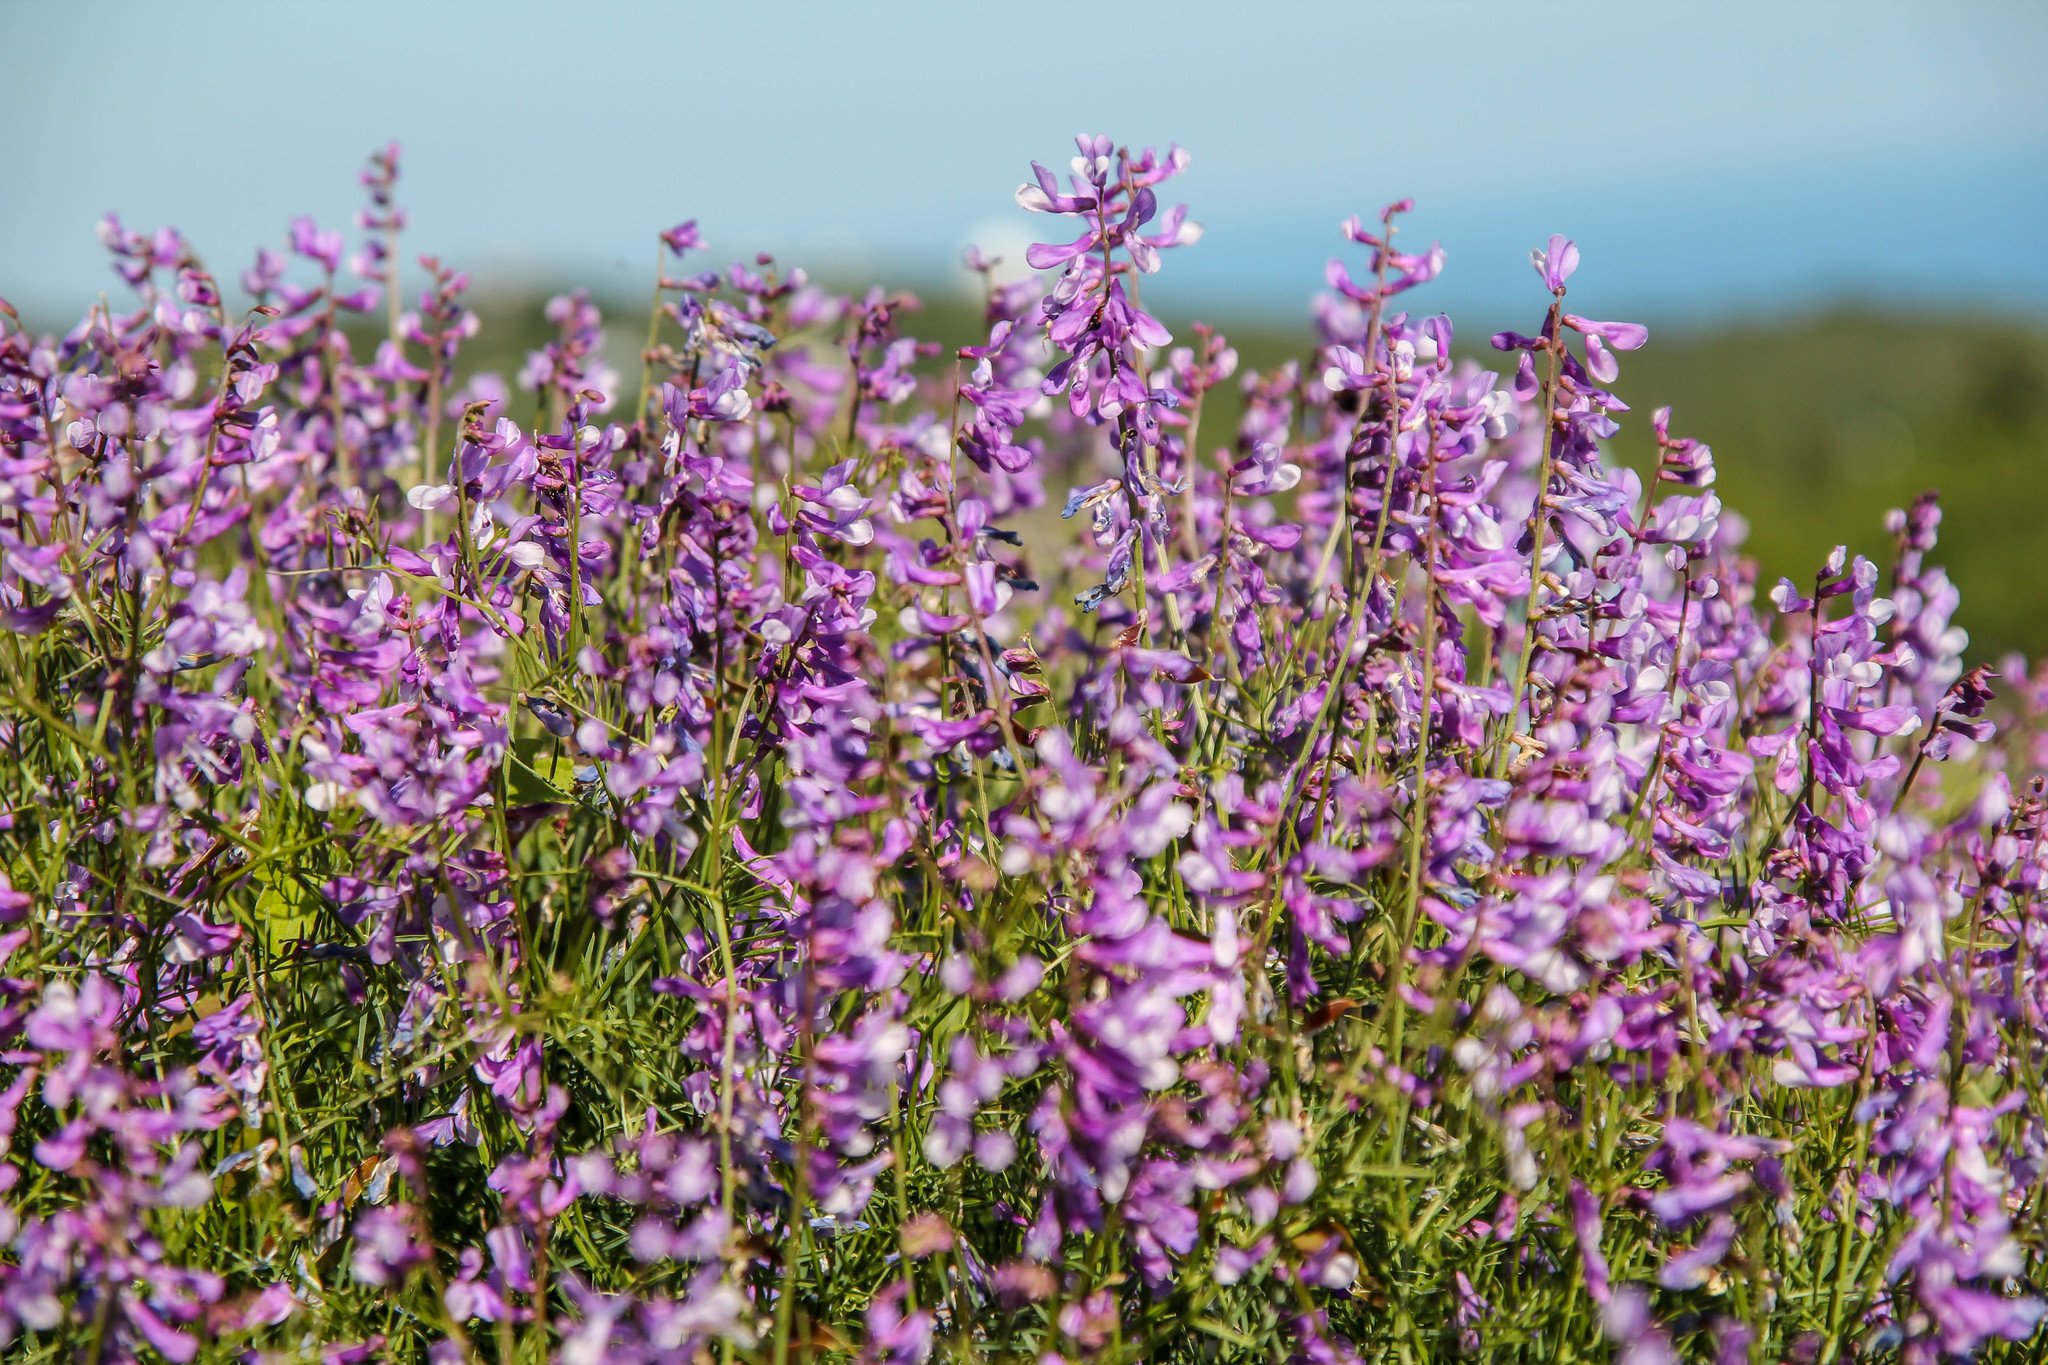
[0,135,2043,1363]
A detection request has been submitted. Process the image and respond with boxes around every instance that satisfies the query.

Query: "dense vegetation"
[0,138,2045,1362]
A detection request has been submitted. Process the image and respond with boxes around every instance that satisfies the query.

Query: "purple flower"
[1533,233,1579,291]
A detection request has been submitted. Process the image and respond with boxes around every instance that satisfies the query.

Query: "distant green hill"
[412,291,2048,659]
[1128,307,2048,660]
[1603,312,2048,661]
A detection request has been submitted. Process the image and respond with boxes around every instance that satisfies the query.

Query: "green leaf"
[250,863,318,952]
[508,735,579,804]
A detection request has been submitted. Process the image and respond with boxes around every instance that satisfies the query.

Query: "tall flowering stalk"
[0,136,2041,1365]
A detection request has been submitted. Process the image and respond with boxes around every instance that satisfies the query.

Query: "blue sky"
[4,0,2044,329]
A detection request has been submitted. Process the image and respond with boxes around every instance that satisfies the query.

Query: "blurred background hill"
[422,290,2048,659]
[4,0,2043,654]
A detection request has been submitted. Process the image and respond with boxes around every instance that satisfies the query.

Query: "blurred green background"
[1208,309,2048,661]
[448,291,2048,660]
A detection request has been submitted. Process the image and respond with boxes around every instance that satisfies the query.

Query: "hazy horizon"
[4,0,2044,331]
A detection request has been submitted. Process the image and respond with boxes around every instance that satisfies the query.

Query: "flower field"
[0,136,2044,1361]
